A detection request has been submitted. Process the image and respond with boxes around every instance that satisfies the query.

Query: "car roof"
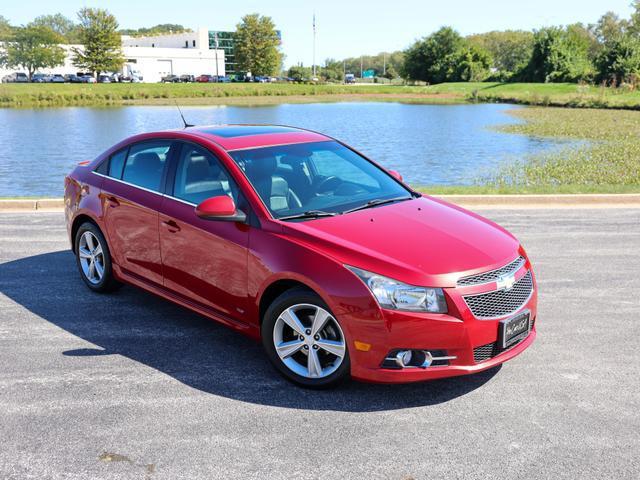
[183,124,331,151]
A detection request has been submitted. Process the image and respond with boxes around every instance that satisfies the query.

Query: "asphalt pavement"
[0,209,638,479]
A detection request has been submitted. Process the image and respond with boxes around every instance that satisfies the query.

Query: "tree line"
[0,10,282,79]
[375,3,640,85]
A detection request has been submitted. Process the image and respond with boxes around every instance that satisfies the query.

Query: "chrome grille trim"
[457,256,526,287]
[463,271,533,319]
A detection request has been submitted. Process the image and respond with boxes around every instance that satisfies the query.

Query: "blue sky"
[3,0,634,67]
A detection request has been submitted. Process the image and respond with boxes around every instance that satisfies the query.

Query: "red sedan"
[64,125,537,388]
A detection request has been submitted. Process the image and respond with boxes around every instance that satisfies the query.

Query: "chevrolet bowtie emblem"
[496,273,516,291]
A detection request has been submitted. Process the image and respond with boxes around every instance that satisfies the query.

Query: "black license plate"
[499,311,530,349]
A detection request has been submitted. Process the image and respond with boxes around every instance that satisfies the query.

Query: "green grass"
[2,81,640,109]
[414,184,640,194]
[483,107,640,188]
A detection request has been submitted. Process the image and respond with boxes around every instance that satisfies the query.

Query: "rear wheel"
[74,222,121,293]
[262,288,350,389]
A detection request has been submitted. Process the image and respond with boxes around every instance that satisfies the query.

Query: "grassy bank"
[482,107,640,190]
[2,81,640,108]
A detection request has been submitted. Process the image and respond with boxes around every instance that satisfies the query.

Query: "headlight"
[346,266,447,313]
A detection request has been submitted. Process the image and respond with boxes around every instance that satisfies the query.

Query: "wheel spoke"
[311,308,331,336]
[88,259,96,280]
[316,339,345,358]
[279,308,306,336]
[78,247,92,259]
[307,348,322,377]
[84,232,95,251]
[94,260,104,279]
[92,243,103,257]
[275,339,304,359]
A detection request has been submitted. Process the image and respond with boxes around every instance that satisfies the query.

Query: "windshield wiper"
[278,210,338,221]
[341,196,412,214]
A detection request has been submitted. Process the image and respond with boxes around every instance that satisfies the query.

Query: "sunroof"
[196,125,301,138]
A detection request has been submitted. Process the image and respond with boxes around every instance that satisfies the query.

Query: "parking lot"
[0,208,638,479]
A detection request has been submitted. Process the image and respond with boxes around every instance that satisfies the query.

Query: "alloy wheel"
[78,231,105,285]
[273,303,346,379]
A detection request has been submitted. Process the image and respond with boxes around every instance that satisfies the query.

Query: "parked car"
[345,73,356,84]
[80,75,97,84]
[64,125,537,388]
[2,72,29,83]
[65,74,83,83]
[179,74,195,83]
[50,74,65,83]
[218,76,231,83]
[196,74,215,83]
[98,74,111,83]
[31,73,47,83]
[161,74,180,83]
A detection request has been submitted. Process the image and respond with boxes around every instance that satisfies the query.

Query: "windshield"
[229,141,412,219]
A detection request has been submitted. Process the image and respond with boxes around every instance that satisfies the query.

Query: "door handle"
[162,219,181,233]
[106,196,120,208]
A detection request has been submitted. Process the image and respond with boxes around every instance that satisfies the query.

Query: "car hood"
[282,196,521,287]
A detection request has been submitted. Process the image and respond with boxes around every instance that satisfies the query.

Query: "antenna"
[174,101,194,128]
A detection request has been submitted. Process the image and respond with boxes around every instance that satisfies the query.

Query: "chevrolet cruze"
[64,125,537,388]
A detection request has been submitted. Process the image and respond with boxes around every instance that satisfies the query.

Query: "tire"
[262,288,350,389]
[74,222,121,293]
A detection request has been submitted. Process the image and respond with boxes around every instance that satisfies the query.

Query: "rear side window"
[122,141,172,192]
[108,149,127,178]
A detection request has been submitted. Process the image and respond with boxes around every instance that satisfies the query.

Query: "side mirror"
[389,170,403,182]
[195,196,247,223]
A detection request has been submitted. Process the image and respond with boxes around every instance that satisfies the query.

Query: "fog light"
[394,350,412,368]
[421,351,433,368]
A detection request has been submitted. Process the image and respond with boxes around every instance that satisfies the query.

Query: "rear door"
[158,142,250,322]
[100,140,175,286]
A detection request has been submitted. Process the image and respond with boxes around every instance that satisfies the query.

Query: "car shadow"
[0,250,501,412]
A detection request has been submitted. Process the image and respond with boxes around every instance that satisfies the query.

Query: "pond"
[0,102,571,197]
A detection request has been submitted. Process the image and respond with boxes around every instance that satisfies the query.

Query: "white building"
[0,28,225,83]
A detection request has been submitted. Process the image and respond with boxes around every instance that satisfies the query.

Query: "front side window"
[121,141,172,192]
[173,144,238,205]
[229,141,411,218]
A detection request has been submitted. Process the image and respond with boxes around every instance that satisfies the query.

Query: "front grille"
[473,320,532,363]
[457,256,525,287]
[463,271,533,319]
[473,342,499,362]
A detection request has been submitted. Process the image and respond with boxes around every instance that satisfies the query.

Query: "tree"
[31,13,80,43]
[522,27,594,82]
[2,25,65,80]
[234,13,282,76]
[0,15,13,41]
[591,12,626,45]
[321,59,343,82]
[596,35,640,85]
[468,30,533,79]
[120,24,192,37]
[72,8,124,76]
[287,65,312,82]
[402,27,491,83]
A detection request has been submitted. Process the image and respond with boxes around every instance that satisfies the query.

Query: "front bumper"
[346,286,538,384]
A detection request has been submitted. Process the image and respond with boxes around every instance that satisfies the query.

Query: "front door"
[158,142,250,321]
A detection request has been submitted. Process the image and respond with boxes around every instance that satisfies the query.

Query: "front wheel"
[262,288,350,389]
[74,222,121,293]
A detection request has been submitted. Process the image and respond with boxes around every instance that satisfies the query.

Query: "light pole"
[360,56,363,79]
[312,13,316,78]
